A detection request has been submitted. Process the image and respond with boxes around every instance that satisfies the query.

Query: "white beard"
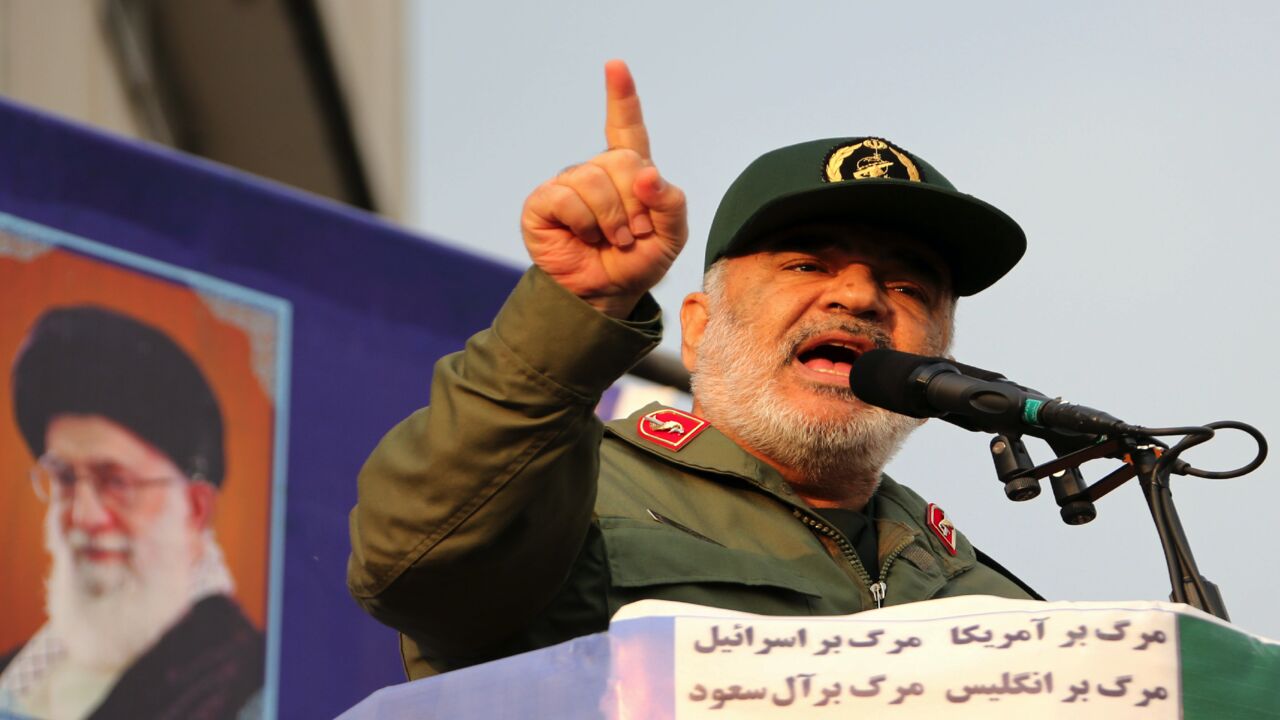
[44,487,195,670]
[691,297,941,500]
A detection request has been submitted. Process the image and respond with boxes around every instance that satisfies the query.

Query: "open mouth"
[794,335,872,380]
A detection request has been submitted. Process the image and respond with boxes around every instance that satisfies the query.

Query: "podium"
[340,597,1280,719]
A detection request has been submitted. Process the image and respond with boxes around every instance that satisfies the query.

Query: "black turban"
[11,305,225,486]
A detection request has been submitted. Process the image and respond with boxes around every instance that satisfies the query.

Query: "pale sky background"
[407,2,1280,639]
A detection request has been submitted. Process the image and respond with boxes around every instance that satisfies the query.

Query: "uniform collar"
[604,402,802,504]
[874,475,977,578]
[605,402,976,577]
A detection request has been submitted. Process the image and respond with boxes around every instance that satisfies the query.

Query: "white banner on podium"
[342,596,1279,719]
[660,598,1179,717]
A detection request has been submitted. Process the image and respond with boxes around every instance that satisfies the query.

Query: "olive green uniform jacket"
[348,268,1032,680]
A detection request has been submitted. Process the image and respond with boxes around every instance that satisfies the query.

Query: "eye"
[785,260,827,273]
[96,470,131,493]
[888,283,929,302]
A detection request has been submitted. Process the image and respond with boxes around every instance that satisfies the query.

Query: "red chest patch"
[637,408,709,452]
[926,503,958,556]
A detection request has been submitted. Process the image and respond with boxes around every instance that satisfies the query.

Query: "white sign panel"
[668,599,1179,718]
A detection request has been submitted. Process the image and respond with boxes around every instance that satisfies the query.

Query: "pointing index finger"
[604,59,651,160]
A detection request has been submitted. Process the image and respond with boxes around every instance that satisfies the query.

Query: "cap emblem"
[823,138,921,183]
[925,502,958,556]
[638,408,709,452]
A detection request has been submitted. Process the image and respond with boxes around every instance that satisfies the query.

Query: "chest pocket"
[598,516,821,616]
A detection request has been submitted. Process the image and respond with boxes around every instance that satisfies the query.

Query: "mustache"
[782,319,893,364]
[65,528,132,554]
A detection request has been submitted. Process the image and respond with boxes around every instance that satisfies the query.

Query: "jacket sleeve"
[346,266,661,665]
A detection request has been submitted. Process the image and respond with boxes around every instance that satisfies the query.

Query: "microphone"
[849,349,1130,437]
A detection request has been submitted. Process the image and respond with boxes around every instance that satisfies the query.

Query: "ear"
[679,291,710,373]
[186,480,217,531]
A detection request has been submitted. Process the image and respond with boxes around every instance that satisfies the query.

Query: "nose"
[67,475,114,530]
[817,264,889,320]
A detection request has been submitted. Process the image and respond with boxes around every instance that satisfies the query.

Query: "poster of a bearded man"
[0,306,263,719]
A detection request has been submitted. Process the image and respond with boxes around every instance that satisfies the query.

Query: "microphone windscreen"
[849,348,938,417]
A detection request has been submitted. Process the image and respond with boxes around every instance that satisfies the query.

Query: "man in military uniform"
[347,60,1035,679]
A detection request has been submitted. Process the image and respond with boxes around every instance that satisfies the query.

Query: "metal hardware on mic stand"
[1129,445,1230,620]
[985,420,1266,621]
[989,434,1040,501]
[1040,433,1099,526]
[844,348,1265,621]
[1049,466,1096,525]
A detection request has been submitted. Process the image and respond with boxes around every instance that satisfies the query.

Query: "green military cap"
[704,137,1026,296]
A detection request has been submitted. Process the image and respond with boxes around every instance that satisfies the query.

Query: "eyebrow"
[87,460,127,473]
[45,455,127,473]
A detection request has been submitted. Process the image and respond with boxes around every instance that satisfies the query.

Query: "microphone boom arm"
[986,423,1264,622]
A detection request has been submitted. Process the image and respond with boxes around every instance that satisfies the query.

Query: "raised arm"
[347,61,686,676]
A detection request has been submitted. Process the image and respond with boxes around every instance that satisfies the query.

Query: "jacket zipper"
[875,545,910,607]
[794,510,889,609]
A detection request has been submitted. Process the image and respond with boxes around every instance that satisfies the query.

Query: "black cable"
[1121,424,1214,439]
[1144,430,1216,607]
[1154,482,1206,605]
[995,416,1263,619]
[1140,459,1187,604]
[1142,429,1232,613]
[1135,422,1254,619]
[1177,421,1268,479]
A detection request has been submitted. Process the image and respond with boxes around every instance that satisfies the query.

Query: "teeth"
[819,339,860,351]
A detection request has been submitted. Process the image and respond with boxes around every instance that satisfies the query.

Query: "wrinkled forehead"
[740,222,951,289]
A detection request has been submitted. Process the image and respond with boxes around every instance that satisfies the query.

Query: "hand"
[521,60,688,318]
